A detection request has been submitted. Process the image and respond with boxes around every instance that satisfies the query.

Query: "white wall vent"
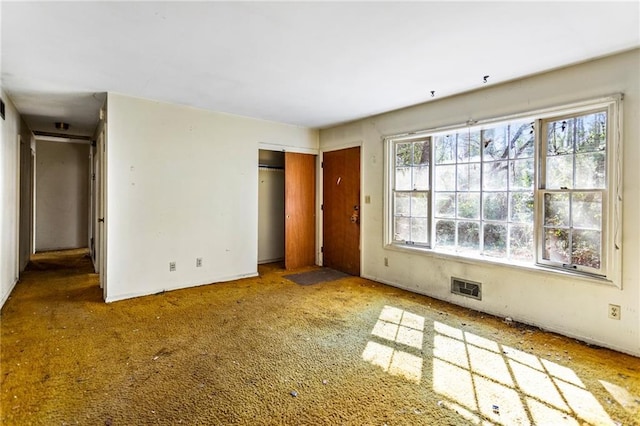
[451,277,482,300]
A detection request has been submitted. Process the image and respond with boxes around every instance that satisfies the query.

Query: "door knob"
[350,206,359,224]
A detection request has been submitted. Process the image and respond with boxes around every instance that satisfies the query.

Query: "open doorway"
[258,150,285,265]
[257,149,317,270]
[34,139,90,253]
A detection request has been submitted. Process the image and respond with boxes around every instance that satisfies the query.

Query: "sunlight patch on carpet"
[360,304,620,425]
[432,320,616,426]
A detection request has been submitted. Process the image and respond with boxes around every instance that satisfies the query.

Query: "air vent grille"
[451,277,482,300]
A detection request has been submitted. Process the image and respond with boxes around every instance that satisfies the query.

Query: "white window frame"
[383,95,623,287]
[389,136,432,247]
[430,123,536,260]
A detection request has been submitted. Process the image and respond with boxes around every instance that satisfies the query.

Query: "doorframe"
[15,135,22,281]
[17,134,35,272]
[97,126,107,298]
[319,141,363,270]
[257,143,320,266]
[257,149,285,265]
[30,145,35,256]
[87,109,108,300]
[89,140,95,263]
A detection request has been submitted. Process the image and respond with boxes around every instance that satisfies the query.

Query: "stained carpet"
[1,249,639,425]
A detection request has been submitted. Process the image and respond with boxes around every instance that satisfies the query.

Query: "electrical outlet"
[365,195,371,204]
[169,261,176,272]
[608,304,621,320]
[196,258,202,267]
[384,257,388,267]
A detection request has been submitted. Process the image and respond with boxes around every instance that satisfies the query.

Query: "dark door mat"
[284,268,350,285]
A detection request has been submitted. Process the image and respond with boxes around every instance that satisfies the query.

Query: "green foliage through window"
[393,139,430,245]
[433,121,535,261]
[387,101,617,279]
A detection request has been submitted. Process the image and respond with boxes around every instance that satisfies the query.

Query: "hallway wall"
[18,134,34,271]
[35,140,90,251]
[0,91,34,308]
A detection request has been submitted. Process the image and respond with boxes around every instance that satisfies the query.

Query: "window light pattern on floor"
[362,305,622,425]
[361,305,425,383]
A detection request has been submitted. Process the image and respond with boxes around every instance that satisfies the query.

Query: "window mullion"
[429,137,435,248]
[479,129,485,255]
[453,134,458,249]
[409,143,414,243]
[568,189,574,268]
[569,119,576,268]
[536,119,545,267]
[505,127,511,258]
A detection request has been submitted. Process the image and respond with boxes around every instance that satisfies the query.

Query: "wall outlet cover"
[608,304,621,320]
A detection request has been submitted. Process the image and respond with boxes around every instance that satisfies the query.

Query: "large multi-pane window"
[432,122,535,260]
[386,97,621,282]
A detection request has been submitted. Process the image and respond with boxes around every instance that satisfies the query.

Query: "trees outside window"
[432,122,534,260]
[540,111,607,275]
[393,138,430,245]
[386,97,620,282]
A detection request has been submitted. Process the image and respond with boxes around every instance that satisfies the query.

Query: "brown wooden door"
[322,147,360,276]
[284,152,316,270]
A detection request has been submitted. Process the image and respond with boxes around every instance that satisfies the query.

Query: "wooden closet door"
[284,152,316,270]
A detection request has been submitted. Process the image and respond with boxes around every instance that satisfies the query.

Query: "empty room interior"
[1,2,639,425]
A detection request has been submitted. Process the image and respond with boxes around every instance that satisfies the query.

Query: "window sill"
[384,243,619,288]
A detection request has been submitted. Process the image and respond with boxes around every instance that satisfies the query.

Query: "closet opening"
[258,150,285,265]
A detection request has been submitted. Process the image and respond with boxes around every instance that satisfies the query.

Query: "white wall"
[18,132,33,270]
[0,91,19,308]
[320,49,640,356]
[35,140,90,251]
[258,168,285,263]
[0,92,23,307]
[105,93,318,301]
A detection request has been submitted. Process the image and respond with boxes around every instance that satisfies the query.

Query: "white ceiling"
[2,1,639,137]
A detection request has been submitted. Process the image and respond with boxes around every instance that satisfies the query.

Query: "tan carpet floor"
[1,249,639,425]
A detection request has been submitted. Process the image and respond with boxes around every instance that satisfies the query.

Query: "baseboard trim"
[0,277,20,310]
[105,271,259,303]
